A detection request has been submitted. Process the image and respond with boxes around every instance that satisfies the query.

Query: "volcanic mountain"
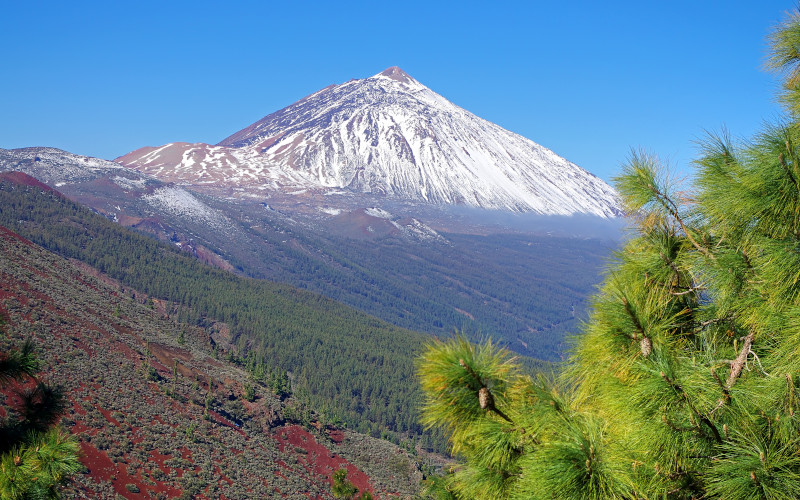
[117,67,621,217]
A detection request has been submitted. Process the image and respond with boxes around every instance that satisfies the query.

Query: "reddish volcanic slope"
[0,171,60,193]
[0,222,423,498]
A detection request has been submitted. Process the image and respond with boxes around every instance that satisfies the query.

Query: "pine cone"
[479,387,493,409]
[640,337,652,357]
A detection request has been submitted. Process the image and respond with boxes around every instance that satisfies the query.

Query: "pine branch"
[478,387,513,424]
[620,297,644,338]
[458,358,483,388]
[711,367,729,395]
[645,181,715,261]
[779,152,800,192]
[621,296,652,357]
[709,367,730,416]
[660,371,722,443]
[657,251,692,295]
[458,359,513,424]
[695,317,728,331]
[0,339,40,386]
[660,256,704,295]
[725,331,755,390]
[661,414,696,433]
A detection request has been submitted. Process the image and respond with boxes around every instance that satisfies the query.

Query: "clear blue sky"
[1,1,794,182]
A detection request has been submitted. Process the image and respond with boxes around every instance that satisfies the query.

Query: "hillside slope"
[0,173,448,447]
[0,224,429,498]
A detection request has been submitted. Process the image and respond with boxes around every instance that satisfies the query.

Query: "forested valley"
[0,220,430,498]
[0,178,443,446]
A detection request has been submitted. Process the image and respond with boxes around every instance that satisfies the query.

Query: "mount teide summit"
[118,67,620,217]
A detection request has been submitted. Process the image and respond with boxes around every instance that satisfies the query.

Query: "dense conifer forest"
[0,181,441,444]
[197,201,614,361]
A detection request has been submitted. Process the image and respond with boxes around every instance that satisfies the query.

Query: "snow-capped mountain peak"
[373,66,418,85]
[117,68,621,217]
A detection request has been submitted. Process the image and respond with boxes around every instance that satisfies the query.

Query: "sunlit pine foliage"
[417,8,800,499]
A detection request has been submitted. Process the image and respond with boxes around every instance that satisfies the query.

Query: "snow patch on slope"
[0,147,131,186]
[401,218,445,242]
[143,187,231,229]
[365,207,393,219]
[112,176,148,191]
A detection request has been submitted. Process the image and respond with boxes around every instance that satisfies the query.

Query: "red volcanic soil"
[0,171,60,194]
[0,225,35,246]
[277,425,373,496]
[328,429,346,444]
[78,441,183,499]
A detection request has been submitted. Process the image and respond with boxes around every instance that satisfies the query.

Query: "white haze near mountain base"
[444,205,629,241]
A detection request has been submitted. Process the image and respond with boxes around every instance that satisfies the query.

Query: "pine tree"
[417,8,800,499]
[331,468,359,499]
[0,338,81,499]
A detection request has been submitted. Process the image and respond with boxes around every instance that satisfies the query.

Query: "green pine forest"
[0,182,448,446]
[192,201,613,361]
[417,10,800,499]
[0,173,564,459]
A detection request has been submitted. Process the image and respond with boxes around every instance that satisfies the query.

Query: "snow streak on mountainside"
[0,147,237,238]
[0,147,131,185]
[118,67,621,217]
